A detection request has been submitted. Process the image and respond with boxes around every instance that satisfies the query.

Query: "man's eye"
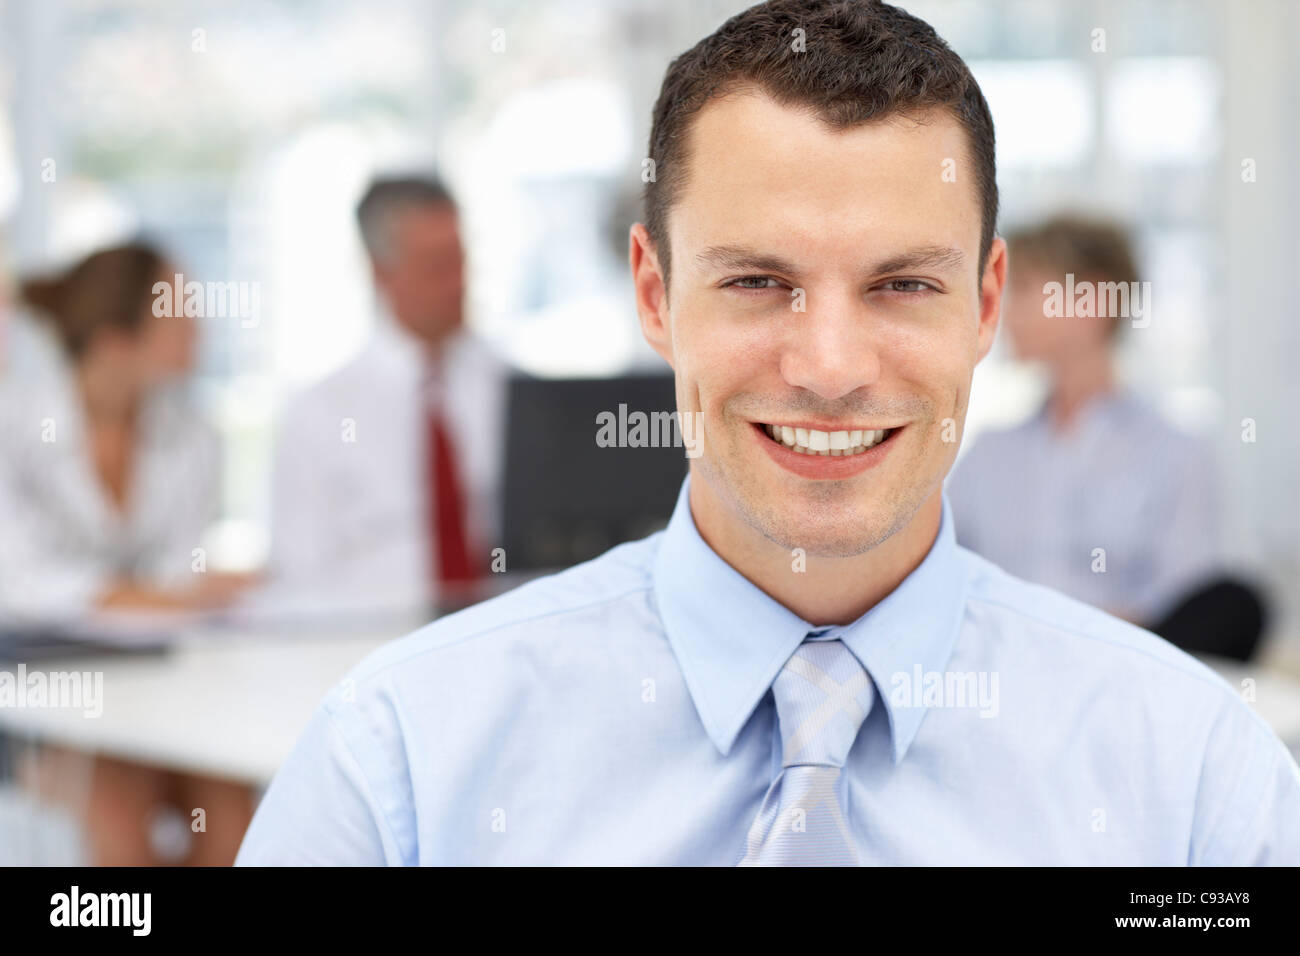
[725,276,782,291]
[884,279,936,294]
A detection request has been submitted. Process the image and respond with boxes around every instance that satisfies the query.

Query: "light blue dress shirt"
[237,476,1300,865]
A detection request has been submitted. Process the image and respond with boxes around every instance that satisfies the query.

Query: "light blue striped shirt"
[237,475,1300,865]
[947,390,1222,622]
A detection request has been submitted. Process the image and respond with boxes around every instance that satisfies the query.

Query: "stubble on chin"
[701,437,919,560]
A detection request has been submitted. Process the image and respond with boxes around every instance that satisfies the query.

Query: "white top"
[946,390,1222,623]
[0,625,402,784]
[0,363,220,625]
[265,314,508,612]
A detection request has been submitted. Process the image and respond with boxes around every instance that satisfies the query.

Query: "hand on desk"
[98,571,264,613]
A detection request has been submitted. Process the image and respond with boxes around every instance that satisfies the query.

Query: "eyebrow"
[872,244,967,275]
[695,242,966,277]
[695,245,799,275]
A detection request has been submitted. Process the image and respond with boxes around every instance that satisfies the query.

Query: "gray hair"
[356,175,456,264]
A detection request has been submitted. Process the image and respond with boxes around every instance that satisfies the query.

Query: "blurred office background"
[0,0,1298,862]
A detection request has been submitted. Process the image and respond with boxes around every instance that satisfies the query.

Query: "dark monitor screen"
[502,373,689,572]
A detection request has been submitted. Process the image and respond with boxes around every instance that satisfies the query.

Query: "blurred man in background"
[948,214,1265,660]
[268,175,507,614]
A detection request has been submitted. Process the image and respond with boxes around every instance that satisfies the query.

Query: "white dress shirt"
[266,312,507,612]
[946,390,1222,623]
[0,363,220,625]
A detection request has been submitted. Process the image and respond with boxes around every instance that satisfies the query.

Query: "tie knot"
[770,638,874,769]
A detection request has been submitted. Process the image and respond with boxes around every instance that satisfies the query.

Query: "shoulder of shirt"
[448,327,507,367]
[955,415,1038,461]
[0,359,68,415]
[959,544,1274,734]
[0,366,101,445]
[961,394,1210,460]
[277,328,503,428]
[276,336,408,424]
[1104,391,1197,435]
[333,532,662,688]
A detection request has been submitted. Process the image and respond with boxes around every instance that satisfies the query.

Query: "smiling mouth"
[756,422,898,457]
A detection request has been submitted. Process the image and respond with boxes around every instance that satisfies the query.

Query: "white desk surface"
[2,632,1299,786]
[0,626,401,785]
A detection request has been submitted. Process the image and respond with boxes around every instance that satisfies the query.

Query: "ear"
[976,236,1008,363]
[629,223,673,368]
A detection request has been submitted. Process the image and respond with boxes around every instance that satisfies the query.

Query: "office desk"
[2,634,1299,787]
[0,627,399,785]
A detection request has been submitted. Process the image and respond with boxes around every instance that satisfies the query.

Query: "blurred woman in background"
[0,241,254,864]
[0,241,248,618]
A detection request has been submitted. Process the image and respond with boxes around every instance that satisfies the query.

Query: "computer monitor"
[502,373,690,572]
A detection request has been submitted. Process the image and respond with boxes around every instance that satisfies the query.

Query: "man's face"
[1003,264,1111,366]
[634,90,1004,558]
[373,204,465,345]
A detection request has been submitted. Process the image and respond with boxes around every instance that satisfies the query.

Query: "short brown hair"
[1006,214,1139,285]
[20,242,168,360]
[1006,214,1141,337]
[643,0,998,288]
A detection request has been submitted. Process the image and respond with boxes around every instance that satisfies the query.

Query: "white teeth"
[763,424,893,457]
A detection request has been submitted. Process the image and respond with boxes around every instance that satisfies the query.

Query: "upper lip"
[755,420,902,432]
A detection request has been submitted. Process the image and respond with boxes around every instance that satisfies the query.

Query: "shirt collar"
[1032,387,1131,439]
[652,474,969,765]
[371,301,470,388]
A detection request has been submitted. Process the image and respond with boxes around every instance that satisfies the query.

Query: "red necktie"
[427,405,481,604]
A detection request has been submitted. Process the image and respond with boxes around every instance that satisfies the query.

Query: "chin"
[775,507,899,558]
[734,479,904,558]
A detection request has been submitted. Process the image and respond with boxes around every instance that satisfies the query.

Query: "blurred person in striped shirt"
[947,214,1265,661]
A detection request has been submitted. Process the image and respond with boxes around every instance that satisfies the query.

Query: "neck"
[75,358,140,426]
[1046,346,1113,432]
[382,301,459,365]
[688,474,943,626]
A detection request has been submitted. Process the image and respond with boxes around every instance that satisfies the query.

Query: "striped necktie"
[739,637,874,866]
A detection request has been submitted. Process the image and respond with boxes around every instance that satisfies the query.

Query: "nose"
[779,289,882,401]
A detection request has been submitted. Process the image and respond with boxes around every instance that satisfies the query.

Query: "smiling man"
[237,0,1300,866]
